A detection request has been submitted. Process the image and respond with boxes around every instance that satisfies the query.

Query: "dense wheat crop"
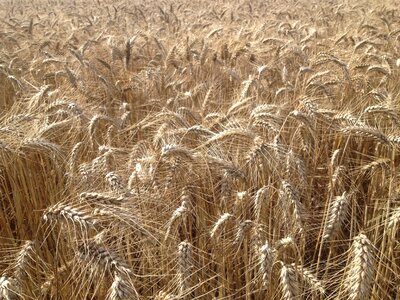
[0,0,399,299]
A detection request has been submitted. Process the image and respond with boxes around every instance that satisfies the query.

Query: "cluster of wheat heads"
[0,0,399,299]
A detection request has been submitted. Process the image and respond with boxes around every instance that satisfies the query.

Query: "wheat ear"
[345,233,375,300]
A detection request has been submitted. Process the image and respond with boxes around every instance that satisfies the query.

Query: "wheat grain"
[210,213,234,238]
[323,192,350,241]
[43,203,98,229]
[80,192,125,206]
[0,276,20,300]
[77,242,132,275]
[165,201,189,241]
[292,264,325,295]
[106,274,136,300]
[178,241,192,295]
[259,241,276,287]
[279,262,299,300]
[345,233,375,300]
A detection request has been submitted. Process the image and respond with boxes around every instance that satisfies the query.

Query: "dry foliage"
[0,0,399,299]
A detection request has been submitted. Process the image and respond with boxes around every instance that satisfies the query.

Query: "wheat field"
[0,0,399,299]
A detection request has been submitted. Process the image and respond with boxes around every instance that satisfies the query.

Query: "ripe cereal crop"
[0,0,399,299]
